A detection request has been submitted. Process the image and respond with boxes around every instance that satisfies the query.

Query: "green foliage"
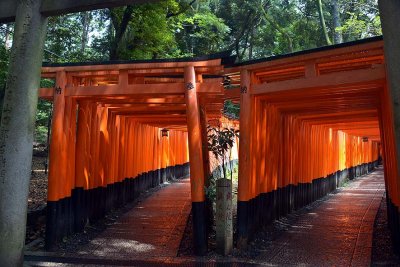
[175,10,230,56]
[224,100,240,119]
[0,38,10,119]
[207,125,239,180]
[40,0,382,62]
[0,45,8,88]
[35,100,52,144]
[109,1,181,59]
[205,174,217,203]
[338,12,382,40]
[0,0,383,140]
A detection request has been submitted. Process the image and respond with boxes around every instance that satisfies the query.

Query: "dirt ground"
[371,194,400,266]
[26,149,48,244]
[29,155,48,211]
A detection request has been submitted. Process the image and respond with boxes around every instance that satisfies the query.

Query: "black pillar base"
[237,200,248,249]
[192,201,207,255]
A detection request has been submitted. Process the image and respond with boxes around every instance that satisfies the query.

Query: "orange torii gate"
[39,36,400,255]
[39,55,232,254]
[224,36,396,247]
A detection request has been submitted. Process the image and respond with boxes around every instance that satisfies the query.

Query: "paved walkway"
[26,169,385,266]
[76,178,192,260]
[255,167,385,266]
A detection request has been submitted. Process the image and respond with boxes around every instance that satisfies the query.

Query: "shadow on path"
[26,168,386,266]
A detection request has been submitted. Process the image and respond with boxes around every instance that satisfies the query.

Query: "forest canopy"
[0,0,381,142]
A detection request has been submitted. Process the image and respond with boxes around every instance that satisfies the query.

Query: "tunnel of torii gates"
[38,36,400,255]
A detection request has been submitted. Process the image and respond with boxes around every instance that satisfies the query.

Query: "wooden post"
[46,71,67,249]
[379,0,400,251]
[237,69,253,248]
[0,1,47,265]
[200,105,213,233]
[184,65,207,255]
[74,101,90,232]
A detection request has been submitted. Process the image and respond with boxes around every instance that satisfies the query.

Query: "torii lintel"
[0,0,157,23]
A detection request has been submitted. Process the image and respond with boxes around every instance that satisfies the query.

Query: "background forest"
[0,0,381,143]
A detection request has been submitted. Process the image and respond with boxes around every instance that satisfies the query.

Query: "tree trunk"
[0,0,48,266]
[109,5,134,60]
[4,24,9,48]
[332,0,342,44]
[317,0,332,45]
[0,84,4,120]
[249,27,254,60]
[379,0,400,219]
[80,12,92,53]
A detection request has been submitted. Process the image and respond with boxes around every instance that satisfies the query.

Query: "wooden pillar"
[74,101,90,232]
[63,96,77,236]
[0,1,47,265]
[379,0,400,251]
[237,69,253,248]
[46,71,67,249]
[200,106,211,184]
[200,105,214,233]
[184,65,207,255]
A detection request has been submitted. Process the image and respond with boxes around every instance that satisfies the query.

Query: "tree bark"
[379,0,400,206]
[80,11,92,53]
[332,0,342,44]
[0,0,48,266]
[109,5,134,60]
[249,26,254,60]
[317,0,332,45]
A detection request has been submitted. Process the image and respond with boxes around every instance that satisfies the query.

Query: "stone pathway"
[255,167,385,266]
[25,169,386,266]
[75,178,192,260]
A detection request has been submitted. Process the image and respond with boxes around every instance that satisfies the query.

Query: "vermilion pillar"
[46,71,67,249]
[237,69,253,248]
[74,101,90,232]
[184,65,207,255]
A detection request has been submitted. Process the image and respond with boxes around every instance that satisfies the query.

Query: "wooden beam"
[252,65,385,95]
[41,59,222,74]
[39,88,54,99]
[224,88,240,100]
[0,0,158,23]
[39,81,223,98]
[67,83,184,96]
[226,40,384,73]
[0,1,17,23]
[197,81,223,93]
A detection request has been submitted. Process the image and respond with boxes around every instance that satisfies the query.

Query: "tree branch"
[317,0,332,45]
[260,3,294,53]
[166,0,197,18]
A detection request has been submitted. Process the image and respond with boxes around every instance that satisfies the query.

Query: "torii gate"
[0,1,158,266]
[1,0,400,266]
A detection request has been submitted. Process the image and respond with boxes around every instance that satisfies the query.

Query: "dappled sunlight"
[91,239,156,257]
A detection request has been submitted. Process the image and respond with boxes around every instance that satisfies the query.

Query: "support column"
[74,101,90,232]
[184,65,207,255]
[46,71,67,250]
[0,1,47,265]
[379,0,400,252]
[200,105,213,233]
[237,69,253,248]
